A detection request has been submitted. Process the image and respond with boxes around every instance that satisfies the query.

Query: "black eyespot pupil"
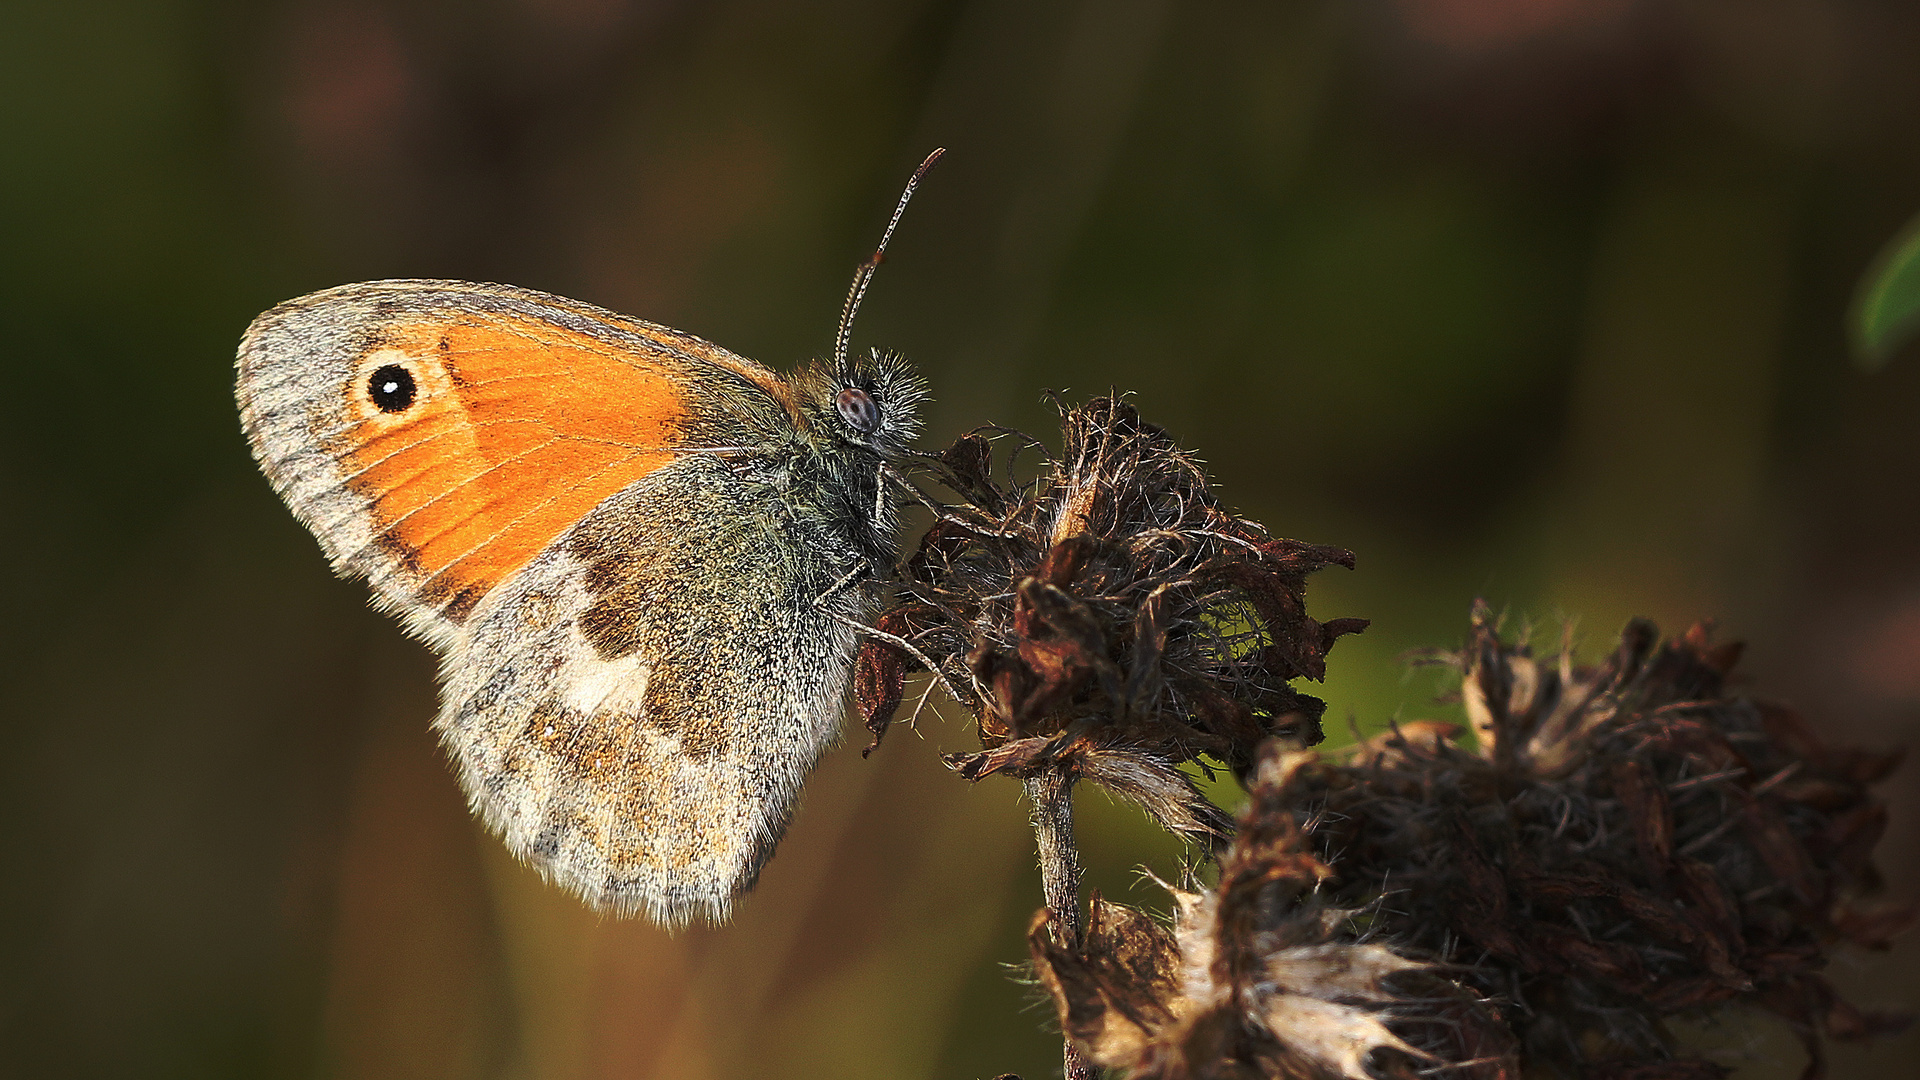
[368,364,416,413]
[835,387,879,433]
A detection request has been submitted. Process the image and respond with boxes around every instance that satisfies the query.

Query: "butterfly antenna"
[834,148,945,379]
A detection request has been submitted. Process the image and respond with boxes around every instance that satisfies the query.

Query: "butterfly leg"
[810,562,976,706]
[812,559,874,607]
[879,461,1021,538]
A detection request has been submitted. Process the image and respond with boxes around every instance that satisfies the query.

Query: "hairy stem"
[1025,769,1093,1080]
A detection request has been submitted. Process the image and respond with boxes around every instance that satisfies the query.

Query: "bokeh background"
[3,0,1919,1077]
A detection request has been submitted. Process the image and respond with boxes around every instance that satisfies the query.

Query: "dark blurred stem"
[1024,769,1094,1080]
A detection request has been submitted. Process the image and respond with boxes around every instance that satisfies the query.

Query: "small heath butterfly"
[236,152,941,926]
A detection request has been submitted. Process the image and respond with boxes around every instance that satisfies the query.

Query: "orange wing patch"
[337,313,689,620]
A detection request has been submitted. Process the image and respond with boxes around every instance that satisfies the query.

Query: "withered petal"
[1028,898,1186,1069]
[1078,748,1234,846]
[1613,758,1675,869]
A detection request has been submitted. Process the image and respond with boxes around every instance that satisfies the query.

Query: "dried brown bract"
[856,396,1367,842]
[1029,745,1519,1080]
[1282,604,1915,1079]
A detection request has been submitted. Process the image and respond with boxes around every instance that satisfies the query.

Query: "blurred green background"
[3,0,1918,1077]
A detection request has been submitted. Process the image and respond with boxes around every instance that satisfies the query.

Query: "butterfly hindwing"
[439,455,860,924]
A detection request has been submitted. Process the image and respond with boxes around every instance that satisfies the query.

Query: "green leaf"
[1851,209,1920,371]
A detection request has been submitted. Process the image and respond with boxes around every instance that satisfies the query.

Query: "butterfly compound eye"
[835,386,880,433]
[368,364,417,413]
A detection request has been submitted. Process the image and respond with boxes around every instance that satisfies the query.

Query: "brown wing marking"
[337,312,690,620]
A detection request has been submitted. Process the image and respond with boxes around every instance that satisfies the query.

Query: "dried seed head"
[858,396,1367,843]
[1294,606,1914,1078]
[1029,744,1518,1080]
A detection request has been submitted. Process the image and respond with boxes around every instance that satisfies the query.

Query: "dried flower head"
[1279,605,1914,1079]
[857,396,1367,841]
[1029,744,1518,1080]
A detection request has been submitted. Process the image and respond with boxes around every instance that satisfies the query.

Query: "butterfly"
[235,152,941,926]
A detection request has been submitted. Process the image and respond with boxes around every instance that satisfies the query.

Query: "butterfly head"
[798,346,926,459]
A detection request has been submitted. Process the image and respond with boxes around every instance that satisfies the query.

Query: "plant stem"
[1025,769,1094,1080]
